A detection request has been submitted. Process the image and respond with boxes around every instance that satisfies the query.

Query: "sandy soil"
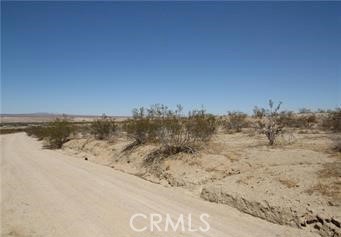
[62,130,341,237]
[1,133,317,237]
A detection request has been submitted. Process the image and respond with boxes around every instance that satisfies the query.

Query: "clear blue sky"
[2,1,340,115]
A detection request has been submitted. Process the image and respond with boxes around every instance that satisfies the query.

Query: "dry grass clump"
[278,178,299,188]
[333,141,341,153]
[319,162,341,179]
[305,183,340,199]
[305,162,341,200]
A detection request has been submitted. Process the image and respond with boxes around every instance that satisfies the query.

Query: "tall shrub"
[90,115,116,140]
[256,100,284,145]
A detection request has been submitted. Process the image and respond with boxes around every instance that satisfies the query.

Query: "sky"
[1,1,340,116]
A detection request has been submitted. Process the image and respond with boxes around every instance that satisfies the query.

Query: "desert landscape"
[1,104,340,237]
[2,1,339,237]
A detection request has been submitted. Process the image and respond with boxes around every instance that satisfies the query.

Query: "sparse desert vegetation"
[322,109,341,132]
[2,2,339,236]
[90,115,117,140]
[0,127,25,134]
[224,111,248,133]
[122,104,216,161]
[25,118,75,148]
[3,102,341,237]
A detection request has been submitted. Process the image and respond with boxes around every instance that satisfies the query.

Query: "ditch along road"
[1,133,317,237]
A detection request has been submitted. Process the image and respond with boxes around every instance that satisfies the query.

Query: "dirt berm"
[63,132,341,237]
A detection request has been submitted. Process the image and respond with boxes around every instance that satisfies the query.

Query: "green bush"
[73,124,92,137]
[90,116,116,140]
[0,128,25,135]
[123,117,159,149]
[186,110,216,143]
[145,109,216,164]
[25,125,48,140]
[123,105,217,163]
[26,119,74,149]
[156,110,216,148]
[45,119,75,148]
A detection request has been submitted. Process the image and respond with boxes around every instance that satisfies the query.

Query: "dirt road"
[1,133,316,237]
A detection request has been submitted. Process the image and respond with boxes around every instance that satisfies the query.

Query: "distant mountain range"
[0,113,127,118]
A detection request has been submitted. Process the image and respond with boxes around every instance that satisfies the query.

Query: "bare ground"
[62,130,341,237]
[0,133,317,237]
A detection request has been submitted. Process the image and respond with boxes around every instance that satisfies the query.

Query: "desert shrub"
[158,109,215,148]
[73,124,92,138]
[253,106,266,119]
[277,111,294,127]
[123,118,159,150]
[317,108,326,113]
[225,111,247,132]
[123,104,216,162]
[298,108,312,114]
[278,111,317,128]
[44,119,75,149]
[302,114,317,128]
[322,109,341,132]
[186,110,216,142]
[122,107,161,151]
[26,119,74,148]
[25,125,48,140]
[0,128,25,134]
[123,104,182,152]
[255,100,284,145]
[145,108,216,165]
[90,115,116,140]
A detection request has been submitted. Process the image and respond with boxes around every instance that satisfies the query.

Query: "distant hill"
[0,113,129,123]
[1,113,61,117]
